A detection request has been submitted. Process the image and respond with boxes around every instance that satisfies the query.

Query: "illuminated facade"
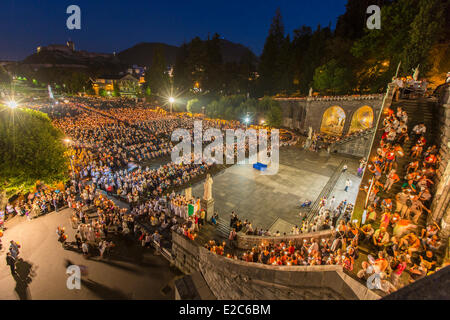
[92,74,140,97]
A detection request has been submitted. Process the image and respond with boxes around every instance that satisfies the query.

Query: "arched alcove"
[320,106,346,135]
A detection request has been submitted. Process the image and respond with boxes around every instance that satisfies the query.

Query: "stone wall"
[429,84,450,239]
[172,231,200,274]
[171,231,380,300]
[236,230,334,251]
[276,95,383,135]
[197,246,379,300]
[329,128,375,158]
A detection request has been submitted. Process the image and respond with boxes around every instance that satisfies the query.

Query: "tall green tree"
[313,59,353,95]
[258,8,286,96]
[186,98,203,113]
[0,106,68,209]
[401,0,446,74]
[145,45,170,97]
[265,99,283,127]
[298,25,332,94]
[204,33,224,93]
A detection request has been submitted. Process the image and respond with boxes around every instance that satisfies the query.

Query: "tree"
[258,8,286,96]
[297,25,332,94]
[113,83,121,97]
[313,59,353,95]
[265,99,283,127]
[144,45,170,97]
[0,105,68,209]
[98,88,107,97]
[0,67,11,84]
[401,0,446,75]
[186,98,203,114]
[203,33,224,93]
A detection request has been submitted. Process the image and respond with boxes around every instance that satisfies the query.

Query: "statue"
[308,126,313,140]
[413,65,420,81]
[203,174,213,201]
[309,87,313,97]
[185,187,192,201]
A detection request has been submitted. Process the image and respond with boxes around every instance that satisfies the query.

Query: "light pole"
[6,100,17,109]
[244,116,250,129]
[169,97,175,113]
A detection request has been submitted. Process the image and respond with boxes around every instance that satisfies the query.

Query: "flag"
[194,199,200,214]
[188,204,194,216]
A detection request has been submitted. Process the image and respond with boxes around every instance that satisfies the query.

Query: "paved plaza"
[0,208,182,300]
[192,147,362,233]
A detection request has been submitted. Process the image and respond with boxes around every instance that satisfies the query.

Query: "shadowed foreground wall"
[171,232,380,300]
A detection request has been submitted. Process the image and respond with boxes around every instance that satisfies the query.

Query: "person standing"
[328,196,336,211]
[384,169,400,192]
[200,210,205,226]
[228,228,237,249]
[75,232,82,251]
[344,179,352,192]
[6,252,16,275]
[82,241,89,257]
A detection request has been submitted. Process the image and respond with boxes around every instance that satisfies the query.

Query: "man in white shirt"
[344,179,352,192]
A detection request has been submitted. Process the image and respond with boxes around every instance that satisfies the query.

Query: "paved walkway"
[191,147,361,234]
[0,208,182,300]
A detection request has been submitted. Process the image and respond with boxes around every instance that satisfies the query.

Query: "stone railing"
[330,127,375,146]
[171,230,381,300]
[235,230,334,250]
[351,82,396,222]
[273,94,383,102]
[429,84,450,239]
[198,248,381,300]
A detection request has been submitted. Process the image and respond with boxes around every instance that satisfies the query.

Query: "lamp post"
[6,100,17,109]
[169,97,175,113]
[244,116,250,129]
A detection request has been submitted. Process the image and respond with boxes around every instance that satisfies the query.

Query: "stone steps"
[369,98,438,233]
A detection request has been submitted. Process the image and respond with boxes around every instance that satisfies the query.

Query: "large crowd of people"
[353,104,446,290]
[200,100,448,294]
[3,92,447,296]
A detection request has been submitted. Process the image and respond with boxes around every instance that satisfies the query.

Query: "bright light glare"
[64,139,71,144]
[7,100,17,109]
[245,117,250,123]
[169,97,175,103]
[261,120,265,124]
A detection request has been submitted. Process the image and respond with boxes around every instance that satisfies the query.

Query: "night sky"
[0,0,348,61]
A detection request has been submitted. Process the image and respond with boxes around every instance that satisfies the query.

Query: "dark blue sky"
[0,0,348,61]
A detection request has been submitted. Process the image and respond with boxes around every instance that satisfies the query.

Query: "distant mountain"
[117,39,257,67]
[218,39,257,64]
[20,49,126,75]
[17,39,257,73]
[118,42,179,67]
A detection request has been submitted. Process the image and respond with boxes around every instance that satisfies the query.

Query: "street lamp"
[244,117,250,129]
[6,100,17,109]
[169,97,175,113]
